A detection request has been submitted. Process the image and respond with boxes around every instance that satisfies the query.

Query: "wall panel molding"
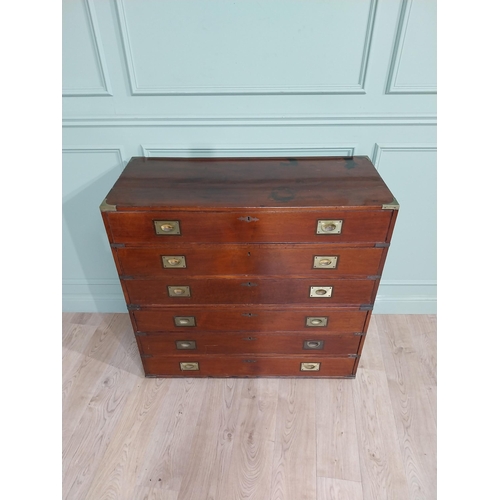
[372,143,437,167]
[62,0,113,97]
[115,0,377,95]
[385,0,436,94]
[142,145,356,158]
[63,114,437,128]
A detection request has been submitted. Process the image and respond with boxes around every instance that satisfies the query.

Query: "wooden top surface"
[105,156,396,210]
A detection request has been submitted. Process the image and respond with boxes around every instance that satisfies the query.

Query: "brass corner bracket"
[99,198,117,212]
[382,196,400,210]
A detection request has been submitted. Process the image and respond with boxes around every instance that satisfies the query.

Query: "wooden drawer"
[138,331,361,356]
[132,306,368,333]
[142,354,356,378]
[106,209,392,244]
[115,244,385,278]
[124,277,376,305]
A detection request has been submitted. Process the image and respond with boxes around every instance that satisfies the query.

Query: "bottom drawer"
[142,355,356,378]
[138,332,361,356]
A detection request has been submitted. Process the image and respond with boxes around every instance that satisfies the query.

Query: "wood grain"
[375,315,437,500]
[316,379,361,481]
[63,319,141,499]
[271,379,317,500]
[317,477,363,500]
[223,379,279,500]
[62,313,436,499]
[352,368,410,500]
[175,379,241,500]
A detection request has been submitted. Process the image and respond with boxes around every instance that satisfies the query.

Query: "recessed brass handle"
[300,362,321,371]
[174,316,196,326]
[162,256,186,268]
[180,362,199,371]
[168,286,191,297]
[303,340,324,350]
[306,316,328,327]
[313,255,338,269]
[309,286,333,298]
[316,219,343,235]
[154,220,181,235]
[176,340,196,350]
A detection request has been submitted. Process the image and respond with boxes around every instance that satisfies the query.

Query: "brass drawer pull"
[168,286,191,297]
[313,255,338,269]
[316,219,343,235]
[174,316,196,327]
[306,316,328,327]
[154,220,181,235]
[309,286,333,298]
[176,340,196,350]
[180,362,199,371]
[303,340,324,350]
[300,362,321,371]
[162,256,186,268]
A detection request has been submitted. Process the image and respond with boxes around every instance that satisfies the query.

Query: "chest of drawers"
[100,156,398,378]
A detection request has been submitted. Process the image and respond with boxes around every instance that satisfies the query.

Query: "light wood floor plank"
[62,314,134,450]
[376,315,437,500]
[176,379,241,500]
[357,316,385,372]
[270,379,317,500]
[317,477,363,500]
[224,379,280,500]
[316,379,361,482]
[63,315,142,499]
[352,368,410,500]
[83,377,173,500]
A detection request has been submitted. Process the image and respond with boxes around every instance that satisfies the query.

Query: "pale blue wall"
[62,0,436,313]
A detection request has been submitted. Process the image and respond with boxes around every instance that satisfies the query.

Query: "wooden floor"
[62,313,436,500]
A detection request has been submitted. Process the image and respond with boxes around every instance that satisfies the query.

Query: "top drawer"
[105,210,393,244]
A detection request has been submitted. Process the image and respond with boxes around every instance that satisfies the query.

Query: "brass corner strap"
[99,198,117,212]
[381,196,400,210]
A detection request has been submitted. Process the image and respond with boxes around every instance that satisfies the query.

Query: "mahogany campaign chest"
[100,156,398,378]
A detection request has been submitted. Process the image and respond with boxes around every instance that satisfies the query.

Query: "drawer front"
[142,354,356,377]
[124,277,376,305]
[106,210,392,244]
[138,332,361,355]
[116,244,384,277]
[132,307,368,333]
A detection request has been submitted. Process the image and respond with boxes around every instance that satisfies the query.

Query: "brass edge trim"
[381,196,400,210]
[100,198,117,212]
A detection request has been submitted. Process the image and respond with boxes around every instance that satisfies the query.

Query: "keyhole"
[248,252,251,256]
